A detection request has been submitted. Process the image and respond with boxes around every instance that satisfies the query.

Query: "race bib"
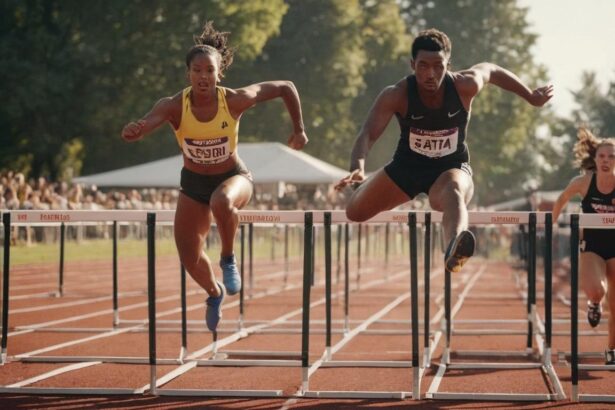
[182,137,231,165]
[409,127,458,158]
[590,203,615,213]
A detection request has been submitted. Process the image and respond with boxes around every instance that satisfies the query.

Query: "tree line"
[2,0,614,205]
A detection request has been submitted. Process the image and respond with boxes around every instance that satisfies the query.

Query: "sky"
[518,0,615,117]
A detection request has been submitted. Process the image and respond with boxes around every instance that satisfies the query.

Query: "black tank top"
[581,172,615,214]
[393,73,469,166]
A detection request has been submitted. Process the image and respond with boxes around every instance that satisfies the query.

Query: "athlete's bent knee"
[210,195,234,217]
[345,205,370,223]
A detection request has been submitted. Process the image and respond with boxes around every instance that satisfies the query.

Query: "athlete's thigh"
[174,193,212,253]
[428,168,474,211]
[606,258,615,282]
[347,168,410,219]
[211,174,254,210]
[580,251,606,285]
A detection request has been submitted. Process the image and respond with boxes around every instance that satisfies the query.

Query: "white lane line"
[5,361,102,387]
[307,292,410,378]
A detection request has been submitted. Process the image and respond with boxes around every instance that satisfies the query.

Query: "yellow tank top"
[174,86,239,165]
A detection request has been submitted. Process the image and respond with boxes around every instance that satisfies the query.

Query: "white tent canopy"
[74,142,348,188]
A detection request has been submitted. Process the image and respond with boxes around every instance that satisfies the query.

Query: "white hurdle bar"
[570,213,615,403]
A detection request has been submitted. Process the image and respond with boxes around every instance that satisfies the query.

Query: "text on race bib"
[409,127,458,158]
[182,137,231,165]
[590,203,615,213]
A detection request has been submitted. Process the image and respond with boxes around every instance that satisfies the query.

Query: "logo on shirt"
[410,114,424,120]
[448,109,461,118]
[221,121,228,129]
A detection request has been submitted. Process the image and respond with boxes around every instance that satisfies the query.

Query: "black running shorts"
[384,160,472,199]
[581,229,615,260]
[180,163,253,205]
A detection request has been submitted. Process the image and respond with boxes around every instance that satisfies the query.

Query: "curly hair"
[573,127,615,171]
[185,21,235,78]
[411,28,452,60]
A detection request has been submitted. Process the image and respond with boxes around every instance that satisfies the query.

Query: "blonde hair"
[573,127,615,171]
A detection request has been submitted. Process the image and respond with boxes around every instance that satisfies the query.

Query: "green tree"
[0,1,85,179]
[541,72,615,191]
[0,0,287,179]
[236,0,410,168]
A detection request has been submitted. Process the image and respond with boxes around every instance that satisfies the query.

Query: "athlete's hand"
[121,120,146,142]
[527,85,554,107]
[334,169,365,192]
[288,130,308,150]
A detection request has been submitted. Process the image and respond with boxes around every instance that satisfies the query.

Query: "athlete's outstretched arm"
[552,175,587,223]
[230,81,307,150]
[335,86,400,190]
[459,62,554,107]
[121,97,176,142]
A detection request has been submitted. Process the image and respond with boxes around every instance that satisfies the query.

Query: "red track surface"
[0,240,613,409]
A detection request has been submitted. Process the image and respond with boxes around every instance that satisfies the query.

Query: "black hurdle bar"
[58,222,65,296]
[424,213,432,355]
[385,223,390,275]
[409,213,419,371]
[444,259,451,349]
[180,264,187,355]
[324,212,332,354]
[146,212,157,393]
[544,213,552,350]
[249,223,254,295]
[240,224,245,326]
[301,212,314,374]
[570,214,579,396]
[344,223,350,331]
[357,224,362,289]
[527,213,537,349]
[336,224,342,284]
[112,221,119,327]
[1,212,11,362]
[284,225,289,285]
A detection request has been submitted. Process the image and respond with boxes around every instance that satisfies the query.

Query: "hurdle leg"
[1,213,11,365]
[300,212,313,394]
[146,213,157,395]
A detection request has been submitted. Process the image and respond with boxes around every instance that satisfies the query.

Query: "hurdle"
[426,211,565,401]
[299,211,433,399]
[155,210,427,398]
[1,208,572,399]
[0,210,164,394]
[570,213,615,403]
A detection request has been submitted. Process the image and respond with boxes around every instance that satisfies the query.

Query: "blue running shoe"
[205,282,225,332]
[444,230,475,273]
[220,254,241,295]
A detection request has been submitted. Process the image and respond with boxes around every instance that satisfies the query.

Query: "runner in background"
[552,128,615,365]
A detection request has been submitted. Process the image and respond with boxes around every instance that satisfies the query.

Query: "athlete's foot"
[606,349,615,365]
[587,301,602,328]
[205,282,225,332]
[444,230,475,273]
[220,254,241,295]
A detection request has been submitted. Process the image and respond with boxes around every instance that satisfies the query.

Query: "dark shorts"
[180,164,253,205]
[383,160,473,199]
[581,229,615,260]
